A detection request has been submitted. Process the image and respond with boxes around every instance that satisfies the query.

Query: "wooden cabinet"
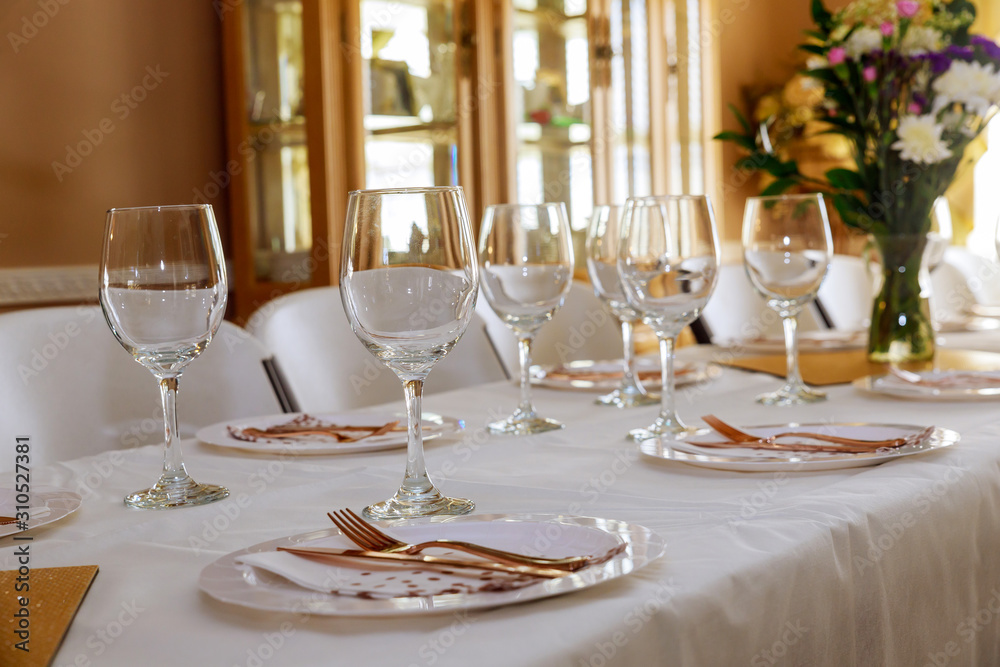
[222,0,711,320]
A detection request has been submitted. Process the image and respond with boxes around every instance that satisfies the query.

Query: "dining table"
[4,334,1000,666]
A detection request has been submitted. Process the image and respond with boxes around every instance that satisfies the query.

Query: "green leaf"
[825,167,865,190]
[713,131,757,152]
[798,44,828,56]
[771,160,801,178]
[803,30,828,40]
[728,103,753,135]
[760,178,799,196]
[832,193,868,229]
[810,0,834,33]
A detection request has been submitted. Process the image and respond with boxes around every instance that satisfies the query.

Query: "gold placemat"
[1,565,99,667]
[720,348,1000,386]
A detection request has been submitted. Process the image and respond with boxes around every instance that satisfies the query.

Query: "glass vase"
[867,233,935,363]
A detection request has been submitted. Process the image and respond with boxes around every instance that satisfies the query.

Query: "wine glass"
[586,205,658,408]
[478,203,574,435]
[99,205,230,509]
[341,186,478,519]
[742,193,833,405]
[618,195,720,439]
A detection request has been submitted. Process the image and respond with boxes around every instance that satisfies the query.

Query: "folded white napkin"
[236,536,543,600]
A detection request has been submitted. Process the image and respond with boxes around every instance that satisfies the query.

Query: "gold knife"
[276,546,572,579]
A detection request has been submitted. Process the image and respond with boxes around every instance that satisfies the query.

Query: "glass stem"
[158,376,187,482]
[400,378,433,498]
[621,320,641,392]
[782,314,803,389]
[516,334,536,415]
[658,334,677,422]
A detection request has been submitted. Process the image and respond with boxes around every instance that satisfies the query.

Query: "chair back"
[0,305,281,471]
[697,264,824,343]
[479,281,624,376]
[247,286,506,411]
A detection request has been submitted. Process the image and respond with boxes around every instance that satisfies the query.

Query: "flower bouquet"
[717,0,1000,362]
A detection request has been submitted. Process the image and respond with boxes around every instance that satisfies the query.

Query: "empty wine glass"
[341,186,478,519]
[618,195,720,439]
[479,203,574,435]
[99,205,229,509]
[586,205,658,408]
[742,193,833,405]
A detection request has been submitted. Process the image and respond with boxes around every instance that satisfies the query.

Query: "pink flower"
[828,47,846,65]
[908,102,922,113]
[897,0,919,18]
[864,66,877,82]
[880,22,895,37]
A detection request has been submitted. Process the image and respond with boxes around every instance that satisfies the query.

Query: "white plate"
[198,514,664,616]
[531,358,711,392]
[854,372,1000,401]
[197,412,462,455]
[720,330,866,354]
[0,487,82,538]
[639,422,958,472]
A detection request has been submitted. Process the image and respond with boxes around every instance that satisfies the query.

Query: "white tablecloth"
[4,341,1000,666]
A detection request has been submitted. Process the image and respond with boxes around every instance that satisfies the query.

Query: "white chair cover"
[0,305,281,471]
[479,281,623,377]
[698,263,824,343]
[816,254,873,331]
[246,286,506,412]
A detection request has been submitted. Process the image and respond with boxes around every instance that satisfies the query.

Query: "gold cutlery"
[329,508,590,571]
[701,415,930,452]
[276,546,572,578]
[888,367,1000,388]
[0,516,17,525]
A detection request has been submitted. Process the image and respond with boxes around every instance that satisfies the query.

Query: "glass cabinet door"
[510,0,593,259]
[243,0,314,284]
[355,0,462,190]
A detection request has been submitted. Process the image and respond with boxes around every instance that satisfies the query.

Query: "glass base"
[596,387,659,408]
[488,412,564,435]
[363,495,475,520]
[755,384,827,406]
[125,474,229,509]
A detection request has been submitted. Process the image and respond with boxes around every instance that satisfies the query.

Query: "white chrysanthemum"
[891,114,953,164]
[932,61,1000,116]
[900,26,941,56]
[844,27,883,59]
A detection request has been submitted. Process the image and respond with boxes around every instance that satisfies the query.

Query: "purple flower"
[971,35,1000,61]
[944,45,974,61]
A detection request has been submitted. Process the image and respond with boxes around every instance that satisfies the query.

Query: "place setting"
[0,486,82,538]
[199,507,664,616]
[637,414,958,473]
[196,412,463,456]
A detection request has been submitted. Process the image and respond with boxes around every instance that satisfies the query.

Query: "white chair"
[698,263,824,343]
[479,281,624,376]
[246,286,507,412]
[930,261,977,323]
[816,254,872,331]
[942,246,1000,306]
[0,305,282,471]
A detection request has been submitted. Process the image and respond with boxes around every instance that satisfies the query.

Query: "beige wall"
[0,0,228,268]
[711,0,832,240]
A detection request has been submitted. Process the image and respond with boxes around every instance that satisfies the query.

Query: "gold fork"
[701,415,925,451]
[328,509,591,571]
